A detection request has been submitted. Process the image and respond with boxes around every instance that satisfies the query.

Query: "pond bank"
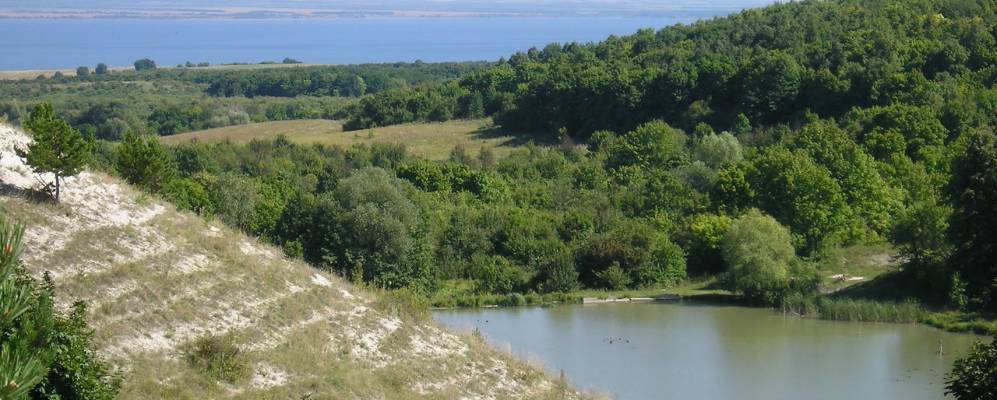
[428,282,997,336]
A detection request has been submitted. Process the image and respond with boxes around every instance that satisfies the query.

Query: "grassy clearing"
[816,244,900,292]
[159,118,530,160]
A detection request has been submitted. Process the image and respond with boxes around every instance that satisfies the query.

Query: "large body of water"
[434,302,981,400]
[1,16,711,70]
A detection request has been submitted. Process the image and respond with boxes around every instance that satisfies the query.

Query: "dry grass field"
[159,118,532,160]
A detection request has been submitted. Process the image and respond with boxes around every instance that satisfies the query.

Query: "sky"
[0,0,776,17]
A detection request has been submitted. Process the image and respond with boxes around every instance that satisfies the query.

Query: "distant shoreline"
[0,62,333,80]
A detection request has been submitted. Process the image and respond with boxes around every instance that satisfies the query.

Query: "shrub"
[376,287,430,321]
[596,264,632,290]
[116,131,176,192]
[161,178,214,215]
[576,221,685,289]
[133,58,156,71]
[536,250,579,293]
[720,209,800,304]
[946,337,997,399]
[183,335,250,383]
[681,213,733,275]
[469,254,522,294]
[498,293,527,307]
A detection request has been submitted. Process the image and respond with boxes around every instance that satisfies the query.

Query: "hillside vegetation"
[328,0,997,315]
[0,124,587,399]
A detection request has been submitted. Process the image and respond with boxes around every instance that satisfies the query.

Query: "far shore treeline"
[0,61,491,138]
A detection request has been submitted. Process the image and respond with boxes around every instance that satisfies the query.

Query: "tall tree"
[947,130,997,311]
[17,103,89,200]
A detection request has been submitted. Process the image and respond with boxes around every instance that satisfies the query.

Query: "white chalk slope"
[0,124,582,399]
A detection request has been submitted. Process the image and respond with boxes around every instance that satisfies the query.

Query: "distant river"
[0,14,753,70]
[434,301,982,400]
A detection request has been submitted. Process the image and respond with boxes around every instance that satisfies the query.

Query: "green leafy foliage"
[116,131,176,191]
[948,130,997,312]
[345,0,995,141]
[81,0,997,314]
[945,337,997,400]
[721,210,817,304]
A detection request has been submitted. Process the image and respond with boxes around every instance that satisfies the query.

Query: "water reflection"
[434,301,980,400]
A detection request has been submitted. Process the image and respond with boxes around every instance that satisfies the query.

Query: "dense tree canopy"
[345,0,995,139]
[948,130,997,311]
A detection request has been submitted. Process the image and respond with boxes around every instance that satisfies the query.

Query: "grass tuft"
[183,335,251,384]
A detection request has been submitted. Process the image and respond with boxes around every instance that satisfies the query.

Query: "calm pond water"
[434,301,982,400]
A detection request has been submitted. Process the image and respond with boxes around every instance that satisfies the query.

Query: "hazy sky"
[0,0,775,16]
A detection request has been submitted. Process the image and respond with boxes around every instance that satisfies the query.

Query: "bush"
[183,335,250,383]
[498,293,527,307]
[720,209,800,304]
[596,264,632,290]
[376,287,430,320]
[681,213,733,275]
[946,337,997,399]
[161,178,214,215]
[576,221,685,289]
[116,131,176,192]
[133,58,156,71]
[536,250,579,293]
[469,254,523,294]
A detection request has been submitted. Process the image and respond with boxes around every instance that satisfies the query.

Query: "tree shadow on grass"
[830,269,935,304]
[469,125,558,149]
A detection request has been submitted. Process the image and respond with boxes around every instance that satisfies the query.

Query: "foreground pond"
[433,301,980,400]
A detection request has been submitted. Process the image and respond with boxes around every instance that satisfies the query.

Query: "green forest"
[4,0,997,397]
[8,0,997,317]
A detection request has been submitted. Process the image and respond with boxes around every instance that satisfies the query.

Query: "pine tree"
[17,103,89,200]
[116,131,175,192]
[0,214,119,399]
[0,215,53,399]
